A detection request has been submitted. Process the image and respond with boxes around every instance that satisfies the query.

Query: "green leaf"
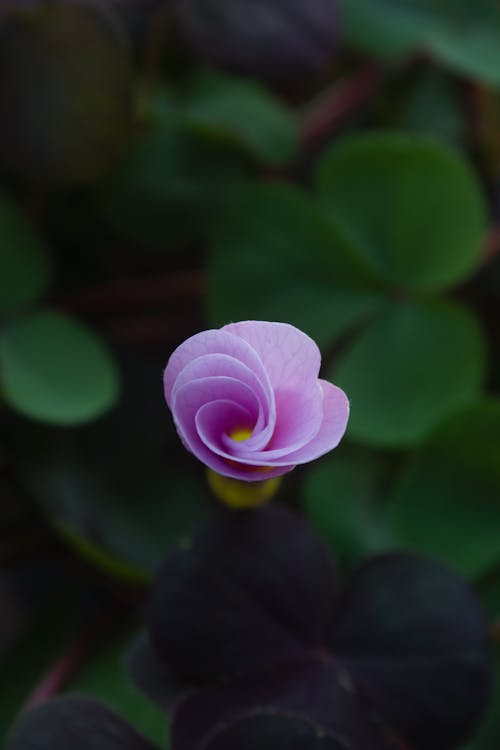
[340,0,432,58]
[67,629,169,748]
[341,0,500,86]
[182,71,299,166]
[97,126,251,247]
[0,194,51,312]
[429,22,500,87]
[316,132,486,292]
[332,300,486,448]
[208,182,384,349]
[0,311,119,425]
[390,400,500,577]
[9,352,210,578]
[302,448,394,564]
[398,71,465,145]
[0,582,87,740]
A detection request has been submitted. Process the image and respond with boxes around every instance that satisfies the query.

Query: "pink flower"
[164,321,349,482]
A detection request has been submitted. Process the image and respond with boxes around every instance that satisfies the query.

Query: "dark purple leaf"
[172,657,391,750]
[5,696,159,750]
[125,632,188,711]
[148,506,336,683]
[330,553,492,750]
[203,711,350,750]
[176,0,340,80]
[148,507,491,750]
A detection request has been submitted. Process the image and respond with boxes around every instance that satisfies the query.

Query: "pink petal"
[222,321,321,390]
[222,380,348,467]
[164,329,273,408]
[227,382,324,462]
[172,376,260,452]
[171,353,275,442]
[276,380,349,465]
[172,376,290,480]
[195,401,296,481]
[196,400,255,451]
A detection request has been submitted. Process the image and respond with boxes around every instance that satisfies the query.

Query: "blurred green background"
[1,1,500,748]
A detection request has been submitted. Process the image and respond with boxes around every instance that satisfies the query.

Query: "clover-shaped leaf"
[209,182,384,349]
[141,506,491,750]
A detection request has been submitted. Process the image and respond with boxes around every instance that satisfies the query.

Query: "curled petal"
[278,381,350,465]
[164,329,272,408]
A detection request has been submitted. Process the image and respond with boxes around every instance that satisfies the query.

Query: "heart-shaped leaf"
[332,300,486,447]
[317,132,486,293]
[203,712,348,750]
[302,447,394,563]
[172,659,389,750]
[341,0,500,86]
[0,311,120,425]
[148,506,335,682]
[331,553,492,750]
[391,400,500,577]
[182,71,299,166]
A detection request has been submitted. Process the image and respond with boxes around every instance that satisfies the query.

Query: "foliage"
[2,0,500,748]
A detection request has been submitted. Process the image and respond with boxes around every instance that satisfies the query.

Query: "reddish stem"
[301,61,383,151]
[22,606,119,712]
[483,226,500,265]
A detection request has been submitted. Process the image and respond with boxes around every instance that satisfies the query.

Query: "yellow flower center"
[230,427,253,442]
